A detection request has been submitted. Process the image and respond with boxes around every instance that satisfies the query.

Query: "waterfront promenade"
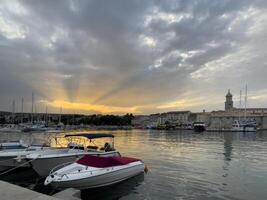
[0,181,81,200]
[0,180,59,200]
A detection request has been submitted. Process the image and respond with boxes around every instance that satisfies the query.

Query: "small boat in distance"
[193,122,206,132]
[44,155,146,189]
[0,140,28,150]
[231,86,257,132]
[0,124,21,133]
[232,120,256,132]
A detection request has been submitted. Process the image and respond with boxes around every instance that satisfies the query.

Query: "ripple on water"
[1,130,267,200]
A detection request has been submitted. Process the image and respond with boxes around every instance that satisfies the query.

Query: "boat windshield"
[64,133,115,152]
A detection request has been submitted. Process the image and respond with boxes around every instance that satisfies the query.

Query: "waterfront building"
[132,115,154,128]
[209,90,267,130]
[132,111,191,128]
[156,111,191,125]
[133,89,267,130]
[208,110,267,130]
[194,111,211,125]
[225,89,234,111]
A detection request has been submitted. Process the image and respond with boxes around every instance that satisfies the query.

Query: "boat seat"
[68,143,85,150]
[77,155,140,168]
[87,145,98,150]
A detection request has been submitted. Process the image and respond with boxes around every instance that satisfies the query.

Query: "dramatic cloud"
[0,0,267,114]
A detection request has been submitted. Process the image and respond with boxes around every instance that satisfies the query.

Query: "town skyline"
[1,88,265,116]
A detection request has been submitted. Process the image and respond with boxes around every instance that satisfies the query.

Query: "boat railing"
[50,161,75,175]
[55,158,141,176]
[56,166,114,176]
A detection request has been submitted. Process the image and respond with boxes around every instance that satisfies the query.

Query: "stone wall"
[133,110,267,129]
[261,116,267,129]
[209,116,265,129]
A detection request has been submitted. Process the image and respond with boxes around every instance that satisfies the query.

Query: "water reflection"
[0,168,38,185]
[81,173,144,200]
[0,130,267,200]
[223,133,233,162]
[221,133,233,185]
[0,167,59,195]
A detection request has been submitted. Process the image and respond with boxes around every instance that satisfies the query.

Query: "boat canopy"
[64,133,114,139]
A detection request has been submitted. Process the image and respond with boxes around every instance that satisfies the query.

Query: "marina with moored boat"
[0,90,266,199]
[0,129,267,200]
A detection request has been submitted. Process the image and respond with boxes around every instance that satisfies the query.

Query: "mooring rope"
[0,158,17,163]
[0,155,40,176]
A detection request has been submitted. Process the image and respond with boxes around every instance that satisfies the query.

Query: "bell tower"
[225,89,233,111]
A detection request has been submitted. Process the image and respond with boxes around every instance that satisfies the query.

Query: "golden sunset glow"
[157,99,199,110]
[46,100,141,114]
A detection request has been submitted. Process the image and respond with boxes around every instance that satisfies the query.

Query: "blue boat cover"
[64,133,114,139]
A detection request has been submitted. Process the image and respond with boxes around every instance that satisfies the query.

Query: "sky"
[0,0,267,115]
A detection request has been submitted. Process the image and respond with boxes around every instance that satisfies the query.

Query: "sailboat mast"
[72,110,75,126]
[45,106,48,126]
[59,106,62,124]
[35,104,38,122]
[31,93,34,123]
[12,100,15,124]
[239,90,242,121]
[21,97,24,124]
[244,85,247,120]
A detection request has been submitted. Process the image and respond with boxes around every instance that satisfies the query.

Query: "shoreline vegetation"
[0,112,134,127]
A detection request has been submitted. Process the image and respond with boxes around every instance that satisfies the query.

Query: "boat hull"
[49,163,145,190]
[0,165,10,171]
[193,126,206,132]
[0,156,30,171]
[231,128,256,132]
[0,147,58,171]
[30,155,83,177]
[232,120,257,132]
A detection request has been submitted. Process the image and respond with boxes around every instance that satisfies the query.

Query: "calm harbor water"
[1,130,267,200]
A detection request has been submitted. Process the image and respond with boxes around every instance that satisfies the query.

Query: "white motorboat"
[0,124,21,133]
[21,124,47,133]
[232,120,256,132]
[0,144,52,171]
[44,155,146,189]
[0,140,28,150]
[26,133,121,177]
[231,86,257,132]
